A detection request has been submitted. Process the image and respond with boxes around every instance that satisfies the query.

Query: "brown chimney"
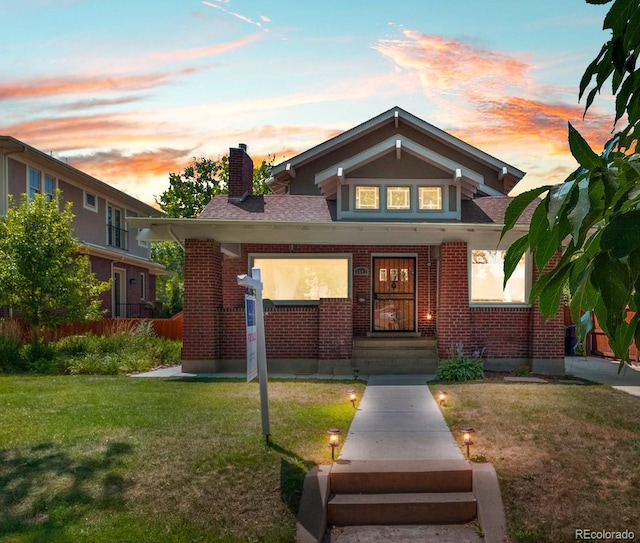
[228,143,254,201]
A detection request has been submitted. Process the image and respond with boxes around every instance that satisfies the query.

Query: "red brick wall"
[437,242,472,357]
[228,146,254,200]
[319,298,353,359]
[531,253,564,360]
[182,239,222,361]
[471,307,531,359]
[219,306,319,359]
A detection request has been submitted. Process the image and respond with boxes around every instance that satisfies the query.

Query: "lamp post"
[327,428,341,461]
[462,427,474,459]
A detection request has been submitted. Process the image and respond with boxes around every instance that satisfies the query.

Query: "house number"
[353,267,369,276]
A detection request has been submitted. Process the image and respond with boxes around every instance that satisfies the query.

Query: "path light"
[327,428,341,461]
[353,369,360,380]
[348,389,357,408]
[438,390,448,406]
[462,427,475,459]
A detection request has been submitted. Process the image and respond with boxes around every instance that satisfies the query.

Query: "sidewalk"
[565,356,640,397]
[326,375,484,543]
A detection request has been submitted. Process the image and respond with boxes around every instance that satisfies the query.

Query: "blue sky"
[0,0,615,205]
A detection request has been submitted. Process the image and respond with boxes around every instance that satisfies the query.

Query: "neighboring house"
[0,136,165,318]
[130,107,564,375]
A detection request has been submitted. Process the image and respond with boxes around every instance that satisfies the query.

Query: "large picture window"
[470,249,527,304]
[251,256,351,302]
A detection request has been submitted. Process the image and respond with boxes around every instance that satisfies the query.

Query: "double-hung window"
[28,168,56,200]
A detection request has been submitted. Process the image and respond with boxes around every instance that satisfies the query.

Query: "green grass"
[0,376,364,542]
[433,381,640,543]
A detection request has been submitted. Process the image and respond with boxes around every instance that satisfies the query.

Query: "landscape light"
[462,427,474,458]
[353,369,359,380]
[327,428,341,461]
[348,389,356,408]
[438,390,448,406]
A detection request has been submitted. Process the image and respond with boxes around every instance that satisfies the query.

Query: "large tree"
[152,154,274,315]
[501,0,640,361]
[0,192,110,342]
[156,154,274,218]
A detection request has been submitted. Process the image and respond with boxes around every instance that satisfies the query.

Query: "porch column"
[437,242,472,359]
[182,239,223,372]
[531,253,565,375]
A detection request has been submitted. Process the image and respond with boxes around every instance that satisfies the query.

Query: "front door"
[372,257,416,332]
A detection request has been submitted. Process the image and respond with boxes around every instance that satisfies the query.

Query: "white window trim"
[249,253,353,305]
[468,248,532,307]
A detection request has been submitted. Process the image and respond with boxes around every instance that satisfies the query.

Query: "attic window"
[418,187,442,210]
[84,191,98,212]
[355,186,379,210]
[386,187,410,210]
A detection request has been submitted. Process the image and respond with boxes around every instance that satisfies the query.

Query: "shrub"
[436,343,484,382]
[0,319,25,372]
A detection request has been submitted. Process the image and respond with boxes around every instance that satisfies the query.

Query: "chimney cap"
[238,143,247,152]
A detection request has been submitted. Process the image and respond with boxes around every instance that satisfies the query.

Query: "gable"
[269,107,524,200]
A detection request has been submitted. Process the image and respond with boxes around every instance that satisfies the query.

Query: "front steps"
[351,337,438,375]
[327,459,476,526]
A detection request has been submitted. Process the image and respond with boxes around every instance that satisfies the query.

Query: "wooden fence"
[54,314,183,341]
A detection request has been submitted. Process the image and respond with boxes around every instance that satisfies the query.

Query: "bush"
[436,343,484,382]
[0,319,25,372]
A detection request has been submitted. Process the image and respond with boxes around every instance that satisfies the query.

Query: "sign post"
[244,294,258,382]
[237,267,271,443]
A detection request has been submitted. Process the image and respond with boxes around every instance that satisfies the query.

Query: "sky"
[0,0,617,207]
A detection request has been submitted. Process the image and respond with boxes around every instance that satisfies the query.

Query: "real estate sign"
[245,294,258,382]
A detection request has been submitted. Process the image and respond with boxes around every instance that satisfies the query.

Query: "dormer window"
[355,186,379,210]
[386,187,411,210]
[418,187,442,210]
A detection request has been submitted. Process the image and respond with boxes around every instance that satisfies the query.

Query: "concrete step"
[351,365,438,375]
[330,460,472,494]
[353,348,438,359]
[354,338,436,349]
[327,492,477,526]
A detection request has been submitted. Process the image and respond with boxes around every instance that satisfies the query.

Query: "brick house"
[130,107,564,375]
[0,136,164,317]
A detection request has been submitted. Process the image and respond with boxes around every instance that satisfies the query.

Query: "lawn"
[0,376,364,543]
[435,381,640,543]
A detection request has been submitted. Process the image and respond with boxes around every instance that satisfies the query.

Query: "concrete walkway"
[338,374,462,462]
[566,356,640,397]
[326,375,483,543]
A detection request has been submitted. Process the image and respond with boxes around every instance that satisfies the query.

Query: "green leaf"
[567,179,592,241]
[568,123,600,170]
[603,0,635,33]
[503,235,529,285]
[600,209,640,257]
[500,186,549,240]
[546,179,576,228]
[537,265,571,319]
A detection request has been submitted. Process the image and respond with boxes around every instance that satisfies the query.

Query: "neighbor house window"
[386,186,411,210]
[355,186,379,210]
[418,187,442,210]
[139,273,146,300]
[84,191,98,212]
[251,256,351,302]
[28,169,56,200]
[470,249,527,304]
[107,204,128,250]
[28,168,41,198]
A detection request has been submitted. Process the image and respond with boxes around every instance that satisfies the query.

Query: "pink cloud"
[0,69,198,101]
